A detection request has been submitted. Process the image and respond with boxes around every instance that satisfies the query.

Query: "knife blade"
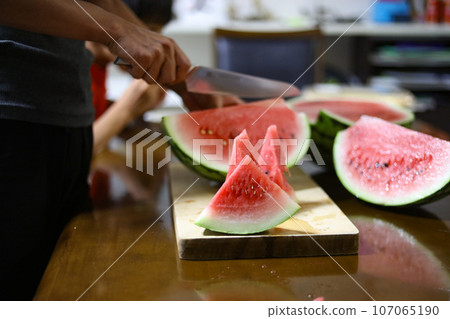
[114,58,301,98]
[185,66,301,98]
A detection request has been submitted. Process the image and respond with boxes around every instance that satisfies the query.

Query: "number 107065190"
[372,305,439,316]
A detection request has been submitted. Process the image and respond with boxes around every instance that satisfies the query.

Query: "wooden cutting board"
[169,162,359,260]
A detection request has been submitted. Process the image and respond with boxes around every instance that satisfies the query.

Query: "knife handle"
[114,57,197,81]
[114,57,131,67]
[114,57,197,73]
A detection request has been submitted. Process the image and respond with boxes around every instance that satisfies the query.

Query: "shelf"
[398,83,450,91]
[370,55,450,67]
[380,71,450,91]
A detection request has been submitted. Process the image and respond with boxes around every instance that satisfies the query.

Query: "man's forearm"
[1,0,192,85]
[86,0,145,27]
[0,0,125,45]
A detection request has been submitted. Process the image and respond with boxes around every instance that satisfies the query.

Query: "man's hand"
[107,21,191,86]
[86,0,191,86]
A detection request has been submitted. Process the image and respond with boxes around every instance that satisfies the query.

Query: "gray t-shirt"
[0,25,94,127]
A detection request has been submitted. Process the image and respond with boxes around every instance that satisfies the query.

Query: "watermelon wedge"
[226,129,258,179]
[194,156,301,234]
[163,99,310,181]
[334,116,450,206]
[259,125,296,200]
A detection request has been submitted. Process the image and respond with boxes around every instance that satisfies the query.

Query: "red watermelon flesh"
[291,99,411,124]
[226,129,259,179]
[163,99,309,175]
[334,116,450,205]
[195,155,300,234]
[259,125,296,200]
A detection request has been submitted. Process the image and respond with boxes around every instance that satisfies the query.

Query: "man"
[0,0,190,300]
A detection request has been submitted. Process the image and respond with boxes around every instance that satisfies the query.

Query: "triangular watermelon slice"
[259,125,297,200]
[226,129,259,179]
[195,156,301,234]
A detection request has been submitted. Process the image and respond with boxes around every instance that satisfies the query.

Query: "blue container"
[373,0,411,23]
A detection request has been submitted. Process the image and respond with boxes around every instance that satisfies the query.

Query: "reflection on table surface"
[34,121,450,301]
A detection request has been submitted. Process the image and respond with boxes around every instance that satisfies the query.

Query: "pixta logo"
[126,128,172,176]
[126,130,326,176]
[191,138,325,167]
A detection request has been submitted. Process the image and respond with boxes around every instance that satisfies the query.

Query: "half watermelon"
[163,99,310,181]
[194,155,300,234]
[334,116,450,206]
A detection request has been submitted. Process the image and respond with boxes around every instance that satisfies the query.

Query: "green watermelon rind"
[310,129,334,166]
[163,112,311,182]
[311,127,334,150]
[333,130,450,206]
[195,198,301,235]
[313,109,353,138]
[163,117,227,181]
[314,104,415,139]
[169,141,227,181]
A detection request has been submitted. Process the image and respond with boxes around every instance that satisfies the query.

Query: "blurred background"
[109,0,450,133]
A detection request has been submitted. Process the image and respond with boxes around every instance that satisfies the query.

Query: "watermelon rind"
[169,142,227,181]
[195,198,300,235]
[310,129,334,166]
[314,102,414,138]
[163,112,311,182]
[313,109,354,138]
[333,127,450,206]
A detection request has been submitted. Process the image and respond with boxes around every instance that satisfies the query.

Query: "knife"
[114,58,301,98]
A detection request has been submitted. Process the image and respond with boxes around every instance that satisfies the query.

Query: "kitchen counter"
[34,120,450,301]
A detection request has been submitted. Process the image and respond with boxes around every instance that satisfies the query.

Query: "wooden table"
[34,121,450,301]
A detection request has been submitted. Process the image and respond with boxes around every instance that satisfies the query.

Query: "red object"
[90,170,110,208]
[313,296,325,301]
[426,0,445,23]
[89,63,110,206]
[444,0,450,22]
[90,63,108,119]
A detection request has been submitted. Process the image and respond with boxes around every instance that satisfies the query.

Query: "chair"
[214,28,324,89]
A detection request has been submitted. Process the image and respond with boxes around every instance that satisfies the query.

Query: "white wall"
[259,0,374,20]
[174,0,376,22]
